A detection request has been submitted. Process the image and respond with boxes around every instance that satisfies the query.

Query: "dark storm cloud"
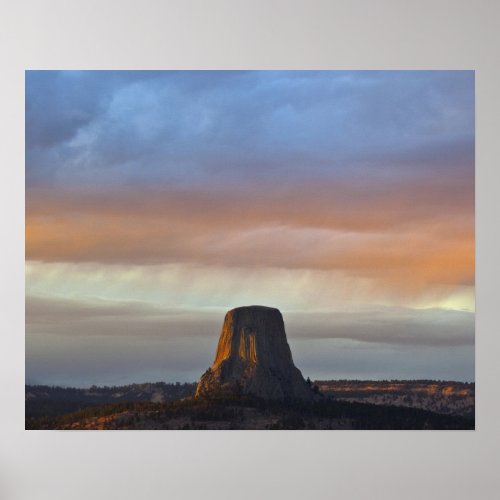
[25,70,474,186]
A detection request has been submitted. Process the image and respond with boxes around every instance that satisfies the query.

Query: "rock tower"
[196,305,314,401]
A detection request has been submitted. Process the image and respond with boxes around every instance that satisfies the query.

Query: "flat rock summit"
[196,305,315,401]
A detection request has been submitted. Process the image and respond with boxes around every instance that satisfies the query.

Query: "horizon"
[25,70,475,386]
[25,375,476,390]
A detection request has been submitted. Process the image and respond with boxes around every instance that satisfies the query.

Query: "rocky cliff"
[196,305,314,401]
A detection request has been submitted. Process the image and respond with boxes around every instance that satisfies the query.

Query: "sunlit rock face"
[196,306,314,401]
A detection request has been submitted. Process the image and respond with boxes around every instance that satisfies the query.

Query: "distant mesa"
[196,305,315,401]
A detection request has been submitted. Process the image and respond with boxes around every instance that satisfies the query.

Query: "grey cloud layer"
[26,295,474,347]
[25,295,474,385]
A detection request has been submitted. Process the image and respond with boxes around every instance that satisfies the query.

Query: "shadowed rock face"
[196,306,314,401]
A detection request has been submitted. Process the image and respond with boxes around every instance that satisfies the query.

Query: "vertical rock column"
[196,305,314,401]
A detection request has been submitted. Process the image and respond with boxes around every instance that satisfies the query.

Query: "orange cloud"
[26,179,474,294]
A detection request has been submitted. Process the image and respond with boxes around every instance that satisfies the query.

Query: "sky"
[25,70,475,386]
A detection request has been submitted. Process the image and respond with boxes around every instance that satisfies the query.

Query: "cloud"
[26,295,222,339]
[26,295,473,348]
[25,294,475,385]
[286,308,474,347]
[26,70,474,186]
[25,71,474,295]
[26,180,474,292]
[24,71,475,385]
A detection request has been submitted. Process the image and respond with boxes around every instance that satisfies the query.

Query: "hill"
[317,380,474,418]
[25,382,474,430]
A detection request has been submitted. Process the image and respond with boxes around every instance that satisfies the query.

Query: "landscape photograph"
[25,70,475,430]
